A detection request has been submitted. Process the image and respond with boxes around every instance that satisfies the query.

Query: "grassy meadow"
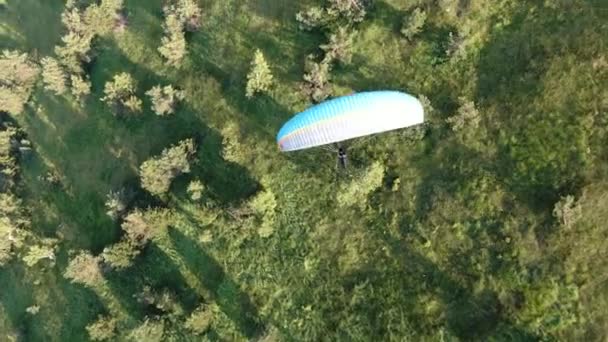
[1,0,608,341]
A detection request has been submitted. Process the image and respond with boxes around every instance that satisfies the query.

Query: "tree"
[446,97,480,132]
[401,8,426,41]
[184,304,213,335]
[86,315,117,341]
[0,192,29,266]
[165,0,203,32]
[101,239,140,269]
[41,57,68,95]
[64,250,104,287]
[101,72,142,115]
[158,14,187,67]
[105,189,129,221]
[327,0,367,23]
[187,180,205,201]
[320,27,355,65]
[121,210,154,247]
[553,195,582,229]
[22,242,56,267]
[0,50,40,115]
[296,6,327,31]
[246,49,274,98]
[146,85,185,116]
[0,126,19,190]
[70,74,92,101]
[55,31,94,74]
[301,56,332,103]
[139,139,196,196]
[128,318,165,342]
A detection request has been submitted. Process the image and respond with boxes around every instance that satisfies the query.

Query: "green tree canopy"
[0,50,39,115]
[139,139,196,196]
[246,49,274,98]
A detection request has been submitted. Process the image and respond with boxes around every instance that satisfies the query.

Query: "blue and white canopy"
[276,91,425,152]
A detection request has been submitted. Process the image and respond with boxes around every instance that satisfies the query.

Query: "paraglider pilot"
[338,147,347,168]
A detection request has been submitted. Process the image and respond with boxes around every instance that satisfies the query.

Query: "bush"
[187,180,205,201]
[296,6,327,31]
[146,85,185,116]
[128,318,165,342]
[249,189,278,237]
[553,195,582,229]
[22,243,56,267]
[86,315,117,341]
[337,161,385,208]
[301,56,332,103]
[184,304,213,335]
[70,74,92,101]
[64,250,104,287]
[101,72,142,115]
[401,8,426,41]
[320,27,355,65]
[105,189,129,221]
[139,139,196,196]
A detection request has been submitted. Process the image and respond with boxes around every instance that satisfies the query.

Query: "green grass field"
[1,0,608,340]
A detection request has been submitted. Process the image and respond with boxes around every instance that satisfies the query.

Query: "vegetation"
[401,8,427,41]
[139,139,196,197]
[0,0,607,341]
[86,315,117,341]
[246,50,274,98]
[40,57,68,95]
[0,50,39,115]
[64,250,104,288]
[101,72,142,114]
[146,84,185,116]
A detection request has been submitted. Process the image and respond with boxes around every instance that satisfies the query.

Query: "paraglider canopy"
[276,91,424,152]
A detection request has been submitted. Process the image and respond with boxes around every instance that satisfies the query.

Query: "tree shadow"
[474,4,593,212]
[372,232,539,341]
[176,120,261,207]
[0,264,37,340]
[1,0,64,54]
[167,227,264,339]
[103,243,203,322]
